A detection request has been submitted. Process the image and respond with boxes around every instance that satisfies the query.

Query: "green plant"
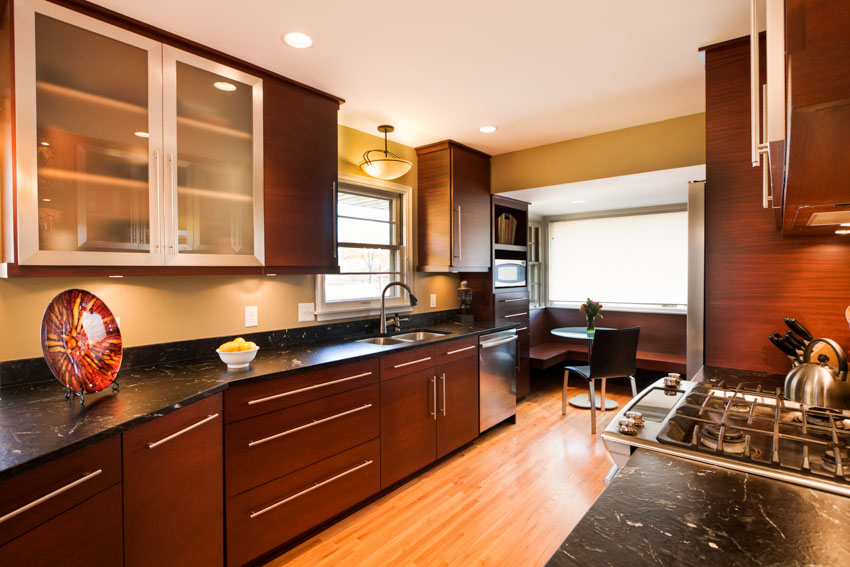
[580,298,603,319]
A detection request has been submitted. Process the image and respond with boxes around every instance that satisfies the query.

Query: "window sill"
[314,305,413,322]
[547,302,687,315]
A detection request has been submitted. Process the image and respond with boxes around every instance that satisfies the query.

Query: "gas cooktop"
[602,378,850,497]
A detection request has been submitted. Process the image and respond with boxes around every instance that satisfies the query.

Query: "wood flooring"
[266,374,634,567]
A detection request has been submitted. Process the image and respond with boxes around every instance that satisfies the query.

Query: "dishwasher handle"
[480,335,519,349]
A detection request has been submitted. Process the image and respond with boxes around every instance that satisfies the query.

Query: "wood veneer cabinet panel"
[122,394,223,567]
[0,483,123,567]
[703,39,850,372]
[0,435,121,547]
[263,78,339,271]
[226,439,380,567]
[416,140,491,272]
[436,354,479,458]
[380,368,438,488]
[225,384,379,497]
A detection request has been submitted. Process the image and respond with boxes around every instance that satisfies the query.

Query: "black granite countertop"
[0,320,513,481]
[546,449,850,567]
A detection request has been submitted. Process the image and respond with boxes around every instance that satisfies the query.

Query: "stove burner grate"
[698,424,746,454]
[821,444,850,474]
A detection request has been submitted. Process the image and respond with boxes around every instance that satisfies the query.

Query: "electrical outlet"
[298,303,315,322]
[244,305,258,327]
[430,294,437,308]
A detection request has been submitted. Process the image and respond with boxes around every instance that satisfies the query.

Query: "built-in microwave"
[494,259,527,288]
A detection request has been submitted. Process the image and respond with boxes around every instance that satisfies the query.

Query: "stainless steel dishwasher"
[479,329,518,432]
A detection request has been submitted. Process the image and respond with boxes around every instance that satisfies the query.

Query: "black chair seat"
[564,365,590,380]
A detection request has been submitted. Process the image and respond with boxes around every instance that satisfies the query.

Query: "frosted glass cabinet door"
[14,0,164,266]
[162,47,264,266]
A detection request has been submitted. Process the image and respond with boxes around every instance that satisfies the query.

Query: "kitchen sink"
[392,331,450,341]
[355,336,412,345]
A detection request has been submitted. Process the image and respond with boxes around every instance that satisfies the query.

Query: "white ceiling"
[507,165,706,217]
[90,0,748,155]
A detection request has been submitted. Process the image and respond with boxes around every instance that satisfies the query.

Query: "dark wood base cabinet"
[123,394,224,567]
[0,483,124,567]
[381,339,480,489]
[226,439,380,567]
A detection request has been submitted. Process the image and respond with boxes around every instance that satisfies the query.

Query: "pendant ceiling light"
[359,125,412,180]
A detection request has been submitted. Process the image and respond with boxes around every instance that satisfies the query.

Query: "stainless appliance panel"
[479,330,517,432]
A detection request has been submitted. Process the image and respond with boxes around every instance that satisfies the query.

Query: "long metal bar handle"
[148,413,219,449]
[249,460,373,519]
[393,356,432,369]
[248,404,372,447]
[504,312,528,318]
[431,376,437,420]
[153,148,161,254]
[167,151,177,253]
[332,181,338,258]
[761,82,771,208]
[750,0,761,167]
[503,298,526,303]
[481,335,519,349]
[0,469,103,525]
[440,373,446,416]
[446,345,476,356]
[247,372,372,405]
[453,205,462,260]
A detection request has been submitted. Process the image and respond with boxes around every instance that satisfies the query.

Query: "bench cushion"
[529,342,686,374]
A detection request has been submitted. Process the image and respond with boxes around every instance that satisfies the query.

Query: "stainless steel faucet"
[380,281,418,334]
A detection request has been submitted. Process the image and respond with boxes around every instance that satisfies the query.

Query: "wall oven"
[494,259,526,288]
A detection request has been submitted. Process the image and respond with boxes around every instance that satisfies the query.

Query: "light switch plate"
[244,305,258,327]
[430,294,437,308]
[298,303,315,322]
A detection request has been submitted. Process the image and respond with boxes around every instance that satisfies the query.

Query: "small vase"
[586,316,595,336]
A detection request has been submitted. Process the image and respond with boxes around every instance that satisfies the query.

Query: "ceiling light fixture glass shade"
[359,125,412,180]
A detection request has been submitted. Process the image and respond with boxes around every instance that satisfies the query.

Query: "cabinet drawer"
[123,394,223,567]
[496,308,529,332]
[380,344,437,380]
[494,293,529,312]
[435,336,478,364]
[225,357,379,423]
[0,435,121,547]
[225,384,379,497]
[0,483,123,567]
[226,439,380,567]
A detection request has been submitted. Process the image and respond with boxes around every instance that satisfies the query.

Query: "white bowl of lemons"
[217,337,259,369]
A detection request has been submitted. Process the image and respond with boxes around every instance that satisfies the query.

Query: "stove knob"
[664,374,681,388]
[618,418,639,436]
[625,411,644,427]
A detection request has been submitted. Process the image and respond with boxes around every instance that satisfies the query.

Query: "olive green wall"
[491,113,706,193]
[0,125,460,361]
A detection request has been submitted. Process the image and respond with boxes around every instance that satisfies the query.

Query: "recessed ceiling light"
[571,199,586,204]
[39,141,50,147]
[213,81,237,92]
[836,229,850,235]
[479,125,497,133]
[282,32,313,49]
[134,131,149,138]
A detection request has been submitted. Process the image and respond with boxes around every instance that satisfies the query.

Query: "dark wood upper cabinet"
[263,79,340,273]
[416,140,491,272]
[756,0,850,235]
[123,394,224,567]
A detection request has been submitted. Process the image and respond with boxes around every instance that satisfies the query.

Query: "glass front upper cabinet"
[13,0,263,266]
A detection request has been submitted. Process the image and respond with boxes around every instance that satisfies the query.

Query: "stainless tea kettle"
[784,338,850,410]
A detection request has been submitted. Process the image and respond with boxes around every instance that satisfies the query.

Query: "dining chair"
[562,327,640,434]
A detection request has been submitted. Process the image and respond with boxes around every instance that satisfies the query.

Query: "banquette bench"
[528,307,687,374]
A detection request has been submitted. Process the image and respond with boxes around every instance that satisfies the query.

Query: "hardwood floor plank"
[267,375,633,567]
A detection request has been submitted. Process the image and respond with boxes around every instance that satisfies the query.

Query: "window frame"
[315,173,412,321]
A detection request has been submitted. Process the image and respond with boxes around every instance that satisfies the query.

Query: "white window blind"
[548,211,687,307]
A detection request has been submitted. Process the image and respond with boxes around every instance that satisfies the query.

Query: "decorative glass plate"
[41,289,122,399]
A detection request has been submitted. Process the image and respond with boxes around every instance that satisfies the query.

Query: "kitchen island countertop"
[0,320,513,481]
[546,448,850,567]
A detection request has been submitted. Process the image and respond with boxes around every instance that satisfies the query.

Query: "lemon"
[234,337,246,344]
[241,341,258,351]
[219,341,239,352]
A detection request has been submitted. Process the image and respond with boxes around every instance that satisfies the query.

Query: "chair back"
[588,327,641,379]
